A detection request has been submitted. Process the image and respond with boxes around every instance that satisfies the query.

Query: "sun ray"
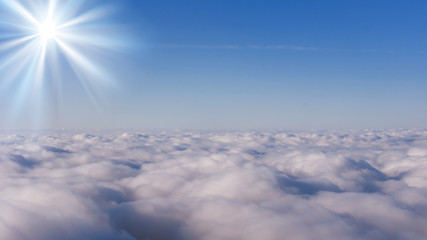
[3,0,40,27]
[0,35,38,54]
[55,39,109,83]
[0,40,40,89]
[57,6,114,30]
[0,0,125,128]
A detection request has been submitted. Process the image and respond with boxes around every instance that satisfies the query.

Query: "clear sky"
[1,0,426,129]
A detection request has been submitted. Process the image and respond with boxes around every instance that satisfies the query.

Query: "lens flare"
[0,0,126,128]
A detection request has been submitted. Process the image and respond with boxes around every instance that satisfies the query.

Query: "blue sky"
[1,0,427,129]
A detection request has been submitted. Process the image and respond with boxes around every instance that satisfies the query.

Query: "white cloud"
[1,129,427,239]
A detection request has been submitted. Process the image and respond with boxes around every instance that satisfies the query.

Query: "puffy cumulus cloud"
[1,129,427,240]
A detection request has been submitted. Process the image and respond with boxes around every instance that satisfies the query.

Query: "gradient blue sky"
[1,0,427,129]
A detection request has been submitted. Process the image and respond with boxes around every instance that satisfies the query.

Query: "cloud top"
[1,129,427,240]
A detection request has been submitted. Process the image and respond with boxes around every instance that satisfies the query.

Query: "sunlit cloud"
[1,129,427,239]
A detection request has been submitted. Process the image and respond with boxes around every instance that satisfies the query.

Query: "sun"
[39,20,57,41]
[0,0,126,127]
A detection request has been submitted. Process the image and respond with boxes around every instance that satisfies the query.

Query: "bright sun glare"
[0,0,125,127]
[39,21,57,41]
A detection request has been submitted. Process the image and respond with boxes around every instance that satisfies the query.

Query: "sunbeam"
[0,0,125,128]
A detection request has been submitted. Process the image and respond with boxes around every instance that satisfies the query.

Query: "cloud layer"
[1,129,427,240]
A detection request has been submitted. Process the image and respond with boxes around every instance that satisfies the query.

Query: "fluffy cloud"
[1,129,427,239]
